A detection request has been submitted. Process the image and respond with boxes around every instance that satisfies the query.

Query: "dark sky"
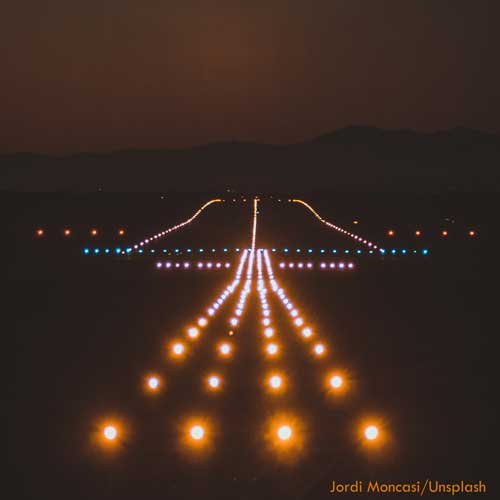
[2,0,499,153]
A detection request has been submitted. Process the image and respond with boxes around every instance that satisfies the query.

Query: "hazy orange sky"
[2,0,499,153]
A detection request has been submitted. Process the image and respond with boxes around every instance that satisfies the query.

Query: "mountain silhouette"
[1,126,499,192]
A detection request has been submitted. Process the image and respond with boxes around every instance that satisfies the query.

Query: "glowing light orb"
[469,230,476,237]
[219,343,232,356]
[301,327,313,338]
[269,375,282,389]
[190,425,204,440]
[313,343,325,356]
[208,375,220,389]
[442,230,448,237]
[415,230,421,236]
[387,230,394,236]
[197,317,208,327]
[103,425,117,441]
[294,317,304,327]
[118,229,125,236]
[172,343,185,356]
[229,317,238,327]
[277,425,292,441]
[148,376,160,390]
[64,229,71,236]
[36,228,44,236]
[186,327,199,339]
[264,327,274,338]
[330,375,343,389]
[91,229,98,236]
[364,425,379,441]
[266,343,278,356]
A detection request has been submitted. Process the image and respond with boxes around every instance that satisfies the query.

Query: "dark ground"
[5,193,497,499]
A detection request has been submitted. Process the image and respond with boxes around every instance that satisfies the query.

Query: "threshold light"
[197,317,208,327]
[146,375,161,392]
[264,327,274,338]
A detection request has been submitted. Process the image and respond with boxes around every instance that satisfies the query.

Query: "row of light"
[292,199,383,253]
[36,228,126,237]
[131,199,222,252]
[263,250,328,357]
[279,261,355,270]
[98,416,381,452]
[167,250,249,360]
[82,246,430,256]
[257,250,279,359]
[387,229,477,237]
[155,261,231,270]
[228,249,255,328]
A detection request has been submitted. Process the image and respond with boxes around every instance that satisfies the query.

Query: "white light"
[187,327,199,339]
[302,327,312,338]
[208,375,220,389]
[190,425,205,440]
[294,317,304,326]
[330,375,342,388]
[269,375,282,388]
[172,343,185,355]
[103,426,117,441]
[264,327,274,338]
[197,317,208,327]
[277,425,292,441]
[313,343,325,356]
[364,425,379,440]
[267,343,278,355]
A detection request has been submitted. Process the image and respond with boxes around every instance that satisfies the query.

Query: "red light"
[91,229,98,236]
[63,228,71,236]
[36,228,44,237]
[468,230,476,237]
[387,230,394,237]
[118,229,125,236]
[442,230,448,237]
[415,230,421,237]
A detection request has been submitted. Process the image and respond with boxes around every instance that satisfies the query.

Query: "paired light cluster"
[156,261,231,270]
[279,261,355,270]
[292,199,383,253]
[263,250,327,358]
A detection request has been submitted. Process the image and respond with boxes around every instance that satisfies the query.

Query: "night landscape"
[3,2,498,499]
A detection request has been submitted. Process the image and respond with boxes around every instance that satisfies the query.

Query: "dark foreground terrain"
[5,193,496,499]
